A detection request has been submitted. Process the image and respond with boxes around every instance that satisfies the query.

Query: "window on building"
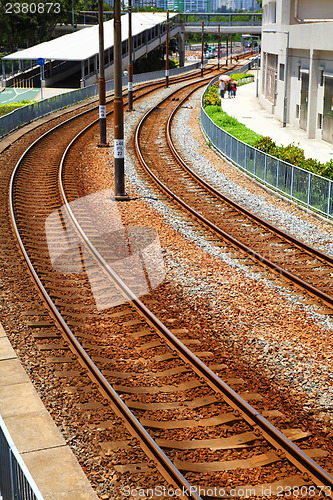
[320,70,324,86]
[268,1,276,24]
[266,53,278,104]
[298,66,301,81]
[279,63,285,81]
[296,105,300,118]
[318,113,323,129]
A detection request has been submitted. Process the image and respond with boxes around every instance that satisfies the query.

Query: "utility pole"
[114,0,128,199]
[217,24,220,70]
[127,0,133,110]
[201,21,204,77]
[165,9,169,88]
[98,0,107,146]
[226,36,228,66]
[230,34,232,64]
[72,0,75,32]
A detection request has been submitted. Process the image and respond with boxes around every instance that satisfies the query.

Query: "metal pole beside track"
[127,0,133,111]
[98,0,107,146]
[114,0,128,199]
[218,24,220,70]
[201,21,204,78]
[165,10,169,88]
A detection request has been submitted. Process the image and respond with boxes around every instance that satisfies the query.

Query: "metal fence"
[0,415,43,500]
[0,62,202,140]
[201,78,333,219]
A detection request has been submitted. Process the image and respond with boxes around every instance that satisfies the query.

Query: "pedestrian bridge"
[180,12,261,35]
[1,11,261,88]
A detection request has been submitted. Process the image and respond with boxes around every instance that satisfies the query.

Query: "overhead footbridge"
[181,12,262,36]
[1,12,182,88]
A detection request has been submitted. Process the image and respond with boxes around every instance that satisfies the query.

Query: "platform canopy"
[3,12,176,62]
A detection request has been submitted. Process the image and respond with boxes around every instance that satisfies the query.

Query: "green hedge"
[229,73,254,82]
[204,84,333,180]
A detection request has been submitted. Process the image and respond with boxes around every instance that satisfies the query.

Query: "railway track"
[132,79,333,494]
[4,64,332,498]
[135,81,333,311]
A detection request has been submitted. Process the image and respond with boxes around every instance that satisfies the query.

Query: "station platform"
[0,95,101,499]
[0,87,41,104]
[220,76,333,165]
[0,325,99,499]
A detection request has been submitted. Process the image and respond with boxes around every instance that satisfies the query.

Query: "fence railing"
[0,62,203,140]
[201,77,333,219]
[0,415,43,500]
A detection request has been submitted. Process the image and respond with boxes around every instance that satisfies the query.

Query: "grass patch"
[0,101,35,117]
[205,105,261,146]
[203,85,333,181]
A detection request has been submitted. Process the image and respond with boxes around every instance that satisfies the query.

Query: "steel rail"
[167,94,333,267]
[8,76,222,500]
[136,85,333,309]
[134,82,333,492]
[56,110,203,500]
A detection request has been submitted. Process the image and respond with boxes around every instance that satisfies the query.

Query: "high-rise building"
[234,0,261,10]
[218,0,236,10]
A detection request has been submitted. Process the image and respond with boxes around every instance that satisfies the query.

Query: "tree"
[0,0,110,52]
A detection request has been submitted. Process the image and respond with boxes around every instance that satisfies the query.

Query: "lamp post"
[263,30,289,127]
[243,34,260,98]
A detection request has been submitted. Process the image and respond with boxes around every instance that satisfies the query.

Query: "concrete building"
[260,0,333,144]
[219,0,236,10]
[235,0,260,10]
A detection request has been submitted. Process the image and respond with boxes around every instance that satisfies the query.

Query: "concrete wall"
[260,0,333,143]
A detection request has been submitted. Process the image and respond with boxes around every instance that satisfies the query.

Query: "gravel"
[119,83,333,425]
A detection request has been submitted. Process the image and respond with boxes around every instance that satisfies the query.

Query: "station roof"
[3,12,176,61]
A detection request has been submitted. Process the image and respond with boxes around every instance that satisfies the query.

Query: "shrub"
[229,73,254,82]
[253,136,277,155]
[318,159,333,179]
[276,143,305,165]
[169,59,179,68]
[203,85,221,107]
[301,157,322,173]
[204,88,333,181]
[0,101,35,117]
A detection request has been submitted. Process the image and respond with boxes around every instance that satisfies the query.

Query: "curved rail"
[8,74,222,500]
[134,79,333,492]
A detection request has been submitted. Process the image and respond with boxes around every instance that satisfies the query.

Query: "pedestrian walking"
[219,79,225,99]
[230,80,237,98]
[226,81,231,98]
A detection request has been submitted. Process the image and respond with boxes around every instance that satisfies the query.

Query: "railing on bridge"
[74,11,262,28]
[180,12,262,27]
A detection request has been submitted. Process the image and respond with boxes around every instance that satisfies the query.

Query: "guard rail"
[201,74,333,219]
[0,61,203,140]
[0,415,43,500]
